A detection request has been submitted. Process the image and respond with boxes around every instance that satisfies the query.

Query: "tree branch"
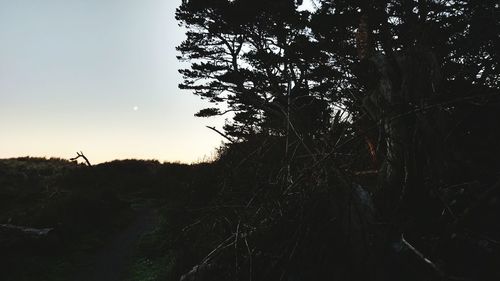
[70,151,92,167]
[206,126,237,144]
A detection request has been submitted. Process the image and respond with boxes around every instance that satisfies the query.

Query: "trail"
[75,207,156,281]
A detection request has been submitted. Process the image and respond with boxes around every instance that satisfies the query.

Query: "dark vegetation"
[2,0,500,280]
[171,0,500,280]
[0,157,217,280]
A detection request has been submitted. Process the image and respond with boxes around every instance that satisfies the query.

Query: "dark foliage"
[174,0,500,280]
[0,158,216,280]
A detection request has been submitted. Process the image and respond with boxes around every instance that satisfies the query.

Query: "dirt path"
[75,207,156,281]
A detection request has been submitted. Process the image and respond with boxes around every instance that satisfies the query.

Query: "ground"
[75,206,157,281]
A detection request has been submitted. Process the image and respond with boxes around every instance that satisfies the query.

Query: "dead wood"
[0,224,55,246]
[70,151,92,167]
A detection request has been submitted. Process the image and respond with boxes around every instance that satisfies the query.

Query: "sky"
[0,0,227,164]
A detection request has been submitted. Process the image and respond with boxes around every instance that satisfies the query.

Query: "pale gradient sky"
[0,0,227,163]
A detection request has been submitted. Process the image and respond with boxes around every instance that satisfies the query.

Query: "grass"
[127,209,175,281]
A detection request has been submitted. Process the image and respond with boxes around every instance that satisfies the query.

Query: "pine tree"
[176,0,333,141]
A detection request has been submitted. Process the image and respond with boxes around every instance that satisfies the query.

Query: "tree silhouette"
[176,0,333,141]
[176,1,500,280]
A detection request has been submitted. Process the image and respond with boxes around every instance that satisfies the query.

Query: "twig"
[401,233,445,277]
[201,234,235,264]
[235,220,240,274]
[181,219,202,233]
[206,126,237,143]
[244,237,253,281]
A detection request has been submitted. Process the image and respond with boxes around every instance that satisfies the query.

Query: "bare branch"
[401,234,445,277]
[206,126,237,144]
[70,151,92,167]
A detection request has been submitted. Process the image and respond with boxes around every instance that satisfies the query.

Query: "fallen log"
[0,224,54,240]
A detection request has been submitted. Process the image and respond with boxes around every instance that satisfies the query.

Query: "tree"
[311,1,500,279]
[176,1,500,280]
[176,0,333,142]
